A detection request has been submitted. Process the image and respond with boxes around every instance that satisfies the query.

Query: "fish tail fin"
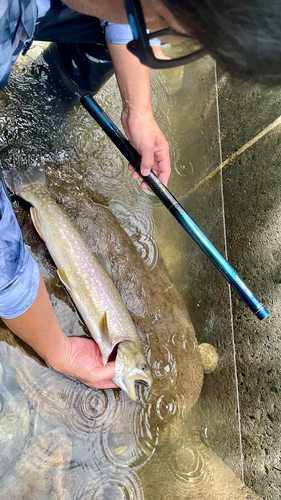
[4,165,46,196]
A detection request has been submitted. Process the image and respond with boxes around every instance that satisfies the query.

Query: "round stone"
[198,343,219,374]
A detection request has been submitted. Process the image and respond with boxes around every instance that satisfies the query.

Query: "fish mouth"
[114,365,153,402]
[124,369,153,401]
[135,379,149,387]
[113,344,153,402]
[130,371,153,386]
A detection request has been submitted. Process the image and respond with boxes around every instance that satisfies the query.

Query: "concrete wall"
[154,56,281,499]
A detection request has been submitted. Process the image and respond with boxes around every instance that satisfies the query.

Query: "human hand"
[3,274,117,390]
[122,109,171,189]
[53,336,118,390]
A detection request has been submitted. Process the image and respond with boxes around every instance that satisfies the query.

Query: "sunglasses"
[124,0,207,69]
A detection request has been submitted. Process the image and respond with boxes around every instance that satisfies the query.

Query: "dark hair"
[162,0,281,83]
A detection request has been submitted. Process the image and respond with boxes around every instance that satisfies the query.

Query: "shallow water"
[0,44,263,499]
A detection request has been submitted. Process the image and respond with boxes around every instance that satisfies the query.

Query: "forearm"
[61,0,128,24]
[2,275,69,369]
[107,41,152,115]
[107,41,171,185]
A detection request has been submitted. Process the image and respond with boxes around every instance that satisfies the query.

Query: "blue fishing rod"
[81,94,269,321]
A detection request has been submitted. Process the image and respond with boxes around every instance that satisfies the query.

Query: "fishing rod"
[81,93,269,321]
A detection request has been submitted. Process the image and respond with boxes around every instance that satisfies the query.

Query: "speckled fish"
[7,169,152,401]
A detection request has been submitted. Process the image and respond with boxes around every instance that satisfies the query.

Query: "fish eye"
[142,364,147,371]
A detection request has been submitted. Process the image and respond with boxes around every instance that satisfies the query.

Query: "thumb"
[89,360,117,386]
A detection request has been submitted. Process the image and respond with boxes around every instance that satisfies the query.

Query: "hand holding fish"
[3,275,117,389]
[4,172,153,401]
[57,336,118,389]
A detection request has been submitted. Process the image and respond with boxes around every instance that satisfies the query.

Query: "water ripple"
[71,469,144,500]
[156,394,178,421]
[2,344,119,439]
[167,442,211,496]
[99,404,158,470]
[90,472,144,500]
[130,231,159,271]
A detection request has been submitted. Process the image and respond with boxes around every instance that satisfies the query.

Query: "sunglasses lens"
[153,36,203,61]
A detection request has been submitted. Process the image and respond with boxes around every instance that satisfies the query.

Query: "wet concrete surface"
[154,170,244,479]
[158,60,281,499]
[155,56,220,191]
[217,71,281,161]
[221,128,281,499]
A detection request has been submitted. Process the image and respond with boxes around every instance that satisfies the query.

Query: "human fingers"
[93,379,119,389]
[154,142,171,186]
[139,140,155,178]
[88,360,116,387]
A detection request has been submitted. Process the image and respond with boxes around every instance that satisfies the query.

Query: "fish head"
[113,342,153,402]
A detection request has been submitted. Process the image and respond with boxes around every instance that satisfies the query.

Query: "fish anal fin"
[57,270,73,293]
[99,312,110,346]
[30,207,45,241]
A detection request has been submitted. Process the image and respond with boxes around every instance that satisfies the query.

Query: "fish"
[7,168,153,401]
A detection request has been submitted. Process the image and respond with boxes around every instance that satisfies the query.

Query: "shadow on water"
[0,45,262,499]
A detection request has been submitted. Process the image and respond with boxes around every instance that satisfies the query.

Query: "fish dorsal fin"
[57,270,73,293]
[99,312,110,345]
[30,207,45,241]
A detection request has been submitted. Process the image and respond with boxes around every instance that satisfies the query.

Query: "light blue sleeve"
[0,181,40,319]
[100,21,161,46]
[0,0,38,91]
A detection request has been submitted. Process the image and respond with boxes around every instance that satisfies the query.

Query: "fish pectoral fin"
[99,312,110,346]
[57,270,73,293]
[30,207,45,241]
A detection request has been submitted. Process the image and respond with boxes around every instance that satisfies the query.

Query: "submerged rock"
[198,343,219,374]
[0,389,30,477]
[0,429,72,500]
